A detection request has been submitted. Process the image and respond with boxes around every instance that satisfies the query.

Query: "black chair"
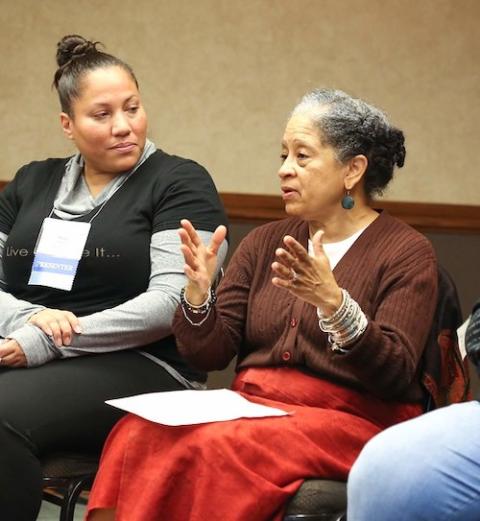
[284,479,347,521]
[42,452,99,521]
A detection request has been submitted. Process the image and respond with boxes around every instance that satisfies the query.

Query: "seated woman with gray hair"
[87,89,438,521]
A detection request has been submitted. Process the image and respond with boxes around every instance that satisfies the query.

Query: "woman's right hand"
[28,308,82,347]
[178,219,227,305]
[0,339,27,368]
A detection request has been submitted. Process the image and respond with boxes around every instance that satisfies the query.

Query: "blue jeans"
[347,401,480,521]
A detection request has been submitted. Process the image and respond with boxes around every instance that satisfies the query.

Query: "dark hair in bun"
[293,89,406,198]
[53,34,138,116]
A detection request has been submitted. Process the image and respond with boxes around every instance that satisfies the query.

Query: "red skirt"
[86,367,421,521]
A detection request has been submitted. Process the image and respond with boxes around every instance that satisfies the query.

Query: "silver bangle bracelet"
[317,289,368,353]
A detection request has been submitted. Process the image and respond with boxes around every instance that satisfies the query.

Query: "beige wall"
[0,0,478,204]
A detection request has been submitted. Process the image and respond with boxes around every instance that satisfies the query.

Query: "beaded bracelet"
[317,289,368,353]
[180,287,217,327]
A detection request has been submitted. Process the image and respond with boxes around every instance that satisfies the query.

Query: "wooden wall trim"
[220,192,480,234]
[1,180,478,233]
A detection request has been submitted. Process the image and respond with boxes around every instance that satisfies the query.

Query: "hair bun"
[389,128,406,168]
[56,34,99,67]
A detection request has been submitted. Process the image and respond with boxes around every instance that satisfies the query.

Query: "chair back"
[420,265,471,409]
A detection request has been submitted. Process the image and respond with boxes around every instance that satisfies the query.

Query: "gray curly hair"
[292,89,406,197]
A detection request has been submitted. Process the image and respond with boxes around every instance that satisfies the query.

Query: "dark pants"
[0,352,184,521]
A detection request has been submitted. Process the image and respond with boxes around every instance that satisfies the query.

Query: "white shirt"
[308,227,366,270]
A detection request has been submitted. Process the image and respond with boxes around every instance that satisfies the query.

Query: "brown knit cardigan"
[174,211,439,402]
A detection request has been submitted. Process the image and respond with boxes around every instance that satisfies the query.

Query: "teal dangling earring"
[341,190,355,210]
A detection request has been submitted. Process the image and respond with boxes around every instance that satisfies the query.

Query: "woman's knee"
[348,425,420,507]
[348,433,392,494]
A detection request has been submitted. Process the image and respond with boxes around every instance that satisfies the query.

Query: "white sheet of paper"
[106,388,290,426]
[457,316,471,360]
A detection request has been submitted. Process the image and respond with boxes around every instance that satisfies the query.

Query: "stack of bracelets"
[317,288,368,353]
[180,286,216,327]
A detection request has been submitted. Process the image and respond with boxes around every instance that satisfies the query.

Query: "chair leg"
[59,476,91,521]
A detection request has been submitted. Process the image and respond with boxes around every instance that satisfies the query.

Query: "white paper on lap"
[106,388,290,426]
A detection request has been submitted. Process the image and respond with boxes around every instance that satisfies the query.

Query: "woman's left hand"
[27,308,81,347]
[0,339,27,368]
[271,230,342,316]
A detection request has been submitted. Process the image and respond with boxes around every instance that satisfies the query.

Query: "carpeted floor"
[37,501,86,520]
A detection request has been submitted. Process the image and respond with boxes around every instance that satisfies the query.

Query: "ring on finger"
[290,269,298,282]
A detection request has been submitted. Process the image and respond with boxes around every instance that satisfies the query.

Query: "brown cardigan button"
[282,351,291,361]
[290,318,297,327]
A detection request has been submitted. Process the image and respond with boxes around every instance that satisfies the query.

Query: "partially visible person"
[466,300,480,373]
[347,301,480,521]
[0,35,227,521]
[87,88,439,521]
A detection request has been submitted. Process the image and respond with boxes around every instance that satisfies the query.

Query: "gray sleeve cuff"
[0,302,47,337]
[7,324,61,367]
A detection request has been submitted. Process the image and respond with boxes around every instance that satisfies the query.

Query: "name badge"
[28,218,91,291]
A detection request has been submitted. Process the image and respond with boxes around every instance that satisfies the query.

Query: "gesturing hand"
[0,339,27,368]
[271,230,342,316]
[178,219,227,305]
[28,308,82,347]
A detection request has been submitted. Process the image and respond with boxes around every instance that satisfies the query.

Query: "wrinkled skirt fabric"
[86,367,422,521]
